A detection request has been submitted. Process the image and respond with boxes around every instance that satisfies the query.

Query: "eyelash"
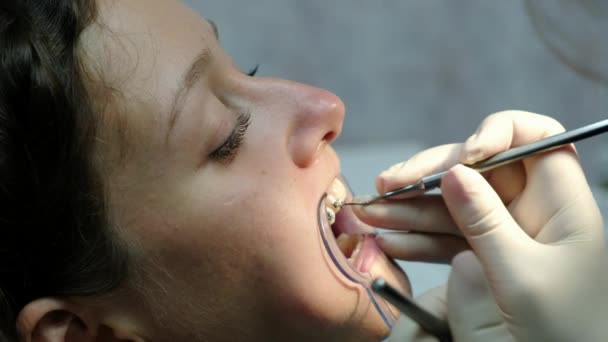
[247,64,259,77]
[210,111,251,162]
[209,65,257,162]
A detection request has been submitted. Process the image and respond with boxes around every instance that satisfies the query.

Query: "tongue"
[333,206,376,235]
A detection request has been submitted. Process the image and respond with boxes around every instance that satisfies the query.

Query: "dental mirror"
[372,278,452,342]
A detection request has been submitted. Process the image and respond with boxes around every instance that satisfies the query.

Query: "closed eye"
[209,111,251,162]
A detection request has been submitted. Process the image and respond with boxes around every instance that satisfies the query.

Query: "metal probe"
[343,118,608,206]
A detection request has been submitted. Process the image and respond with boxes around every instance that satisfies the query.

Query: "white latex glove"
[356,111,608,341]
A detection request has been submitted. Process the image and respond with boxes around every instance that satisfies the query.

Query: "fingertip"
[374,233,404,254]
[375,174,388,194]
[374,233,385,246]
[441,164,508,235]
[374,233,397,258]
[376,173,410,196]
[376,162,408,193]
[461,143,483,164]
[441,164,480,203]
[461,134,483,164]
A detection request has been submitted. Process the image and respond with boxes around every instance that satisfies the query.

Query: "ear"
[16,298,91,342]
[16,298,143,342]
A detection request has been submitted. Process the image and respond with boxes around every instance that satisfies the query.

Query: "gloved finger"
[388,285,448,342]
[376,143,463,196]
[510,151,604,242]
[352,194,461,236]
[460,110,567,164]
[481,161,526,205]
[376,232,469,264]
[460,110,565,207]
[441,165,535,280]
[459,111,602,242]
[448,251,511,342]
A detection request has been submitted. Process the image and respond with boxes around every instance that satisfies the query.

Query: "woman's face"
[90,0,409,340]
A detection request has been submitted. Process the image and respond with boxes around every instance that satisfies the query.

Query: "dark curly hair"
[0,0,129,340]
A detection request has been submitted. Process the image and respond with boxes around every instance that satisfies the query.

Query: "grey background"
[188,0,608,182]
[185,1,608,293]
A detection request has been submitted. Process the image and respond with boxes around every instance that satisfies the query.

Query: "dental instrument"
[372,278,452,342]
[343,118,608,206]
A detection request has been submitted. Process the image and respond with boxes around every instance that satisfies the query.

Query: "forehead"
[89,0,215,119]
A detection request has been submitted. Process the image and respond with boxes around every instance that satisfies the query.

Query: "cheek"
[225,199,364,315]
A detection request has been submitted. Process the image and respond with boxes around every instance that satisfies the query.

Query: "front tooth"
[326,194,342,212]
[326,207,336,225]
[326,178,347,221]
[332,198,344,209]
[329,179,347,204]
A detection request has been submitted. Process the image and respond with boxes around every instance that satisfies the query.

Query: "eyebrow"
[166,20,219,139]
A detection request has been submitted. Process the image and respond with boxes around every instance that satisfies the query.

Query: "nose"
[253,78,345,168]
[287,85,344,168]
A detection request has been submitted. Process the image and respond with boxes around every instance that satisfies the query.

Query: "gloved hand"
[355,111,608,341]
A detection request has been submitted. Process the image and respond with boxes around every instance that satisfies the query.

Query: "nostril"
[323,131,337,143]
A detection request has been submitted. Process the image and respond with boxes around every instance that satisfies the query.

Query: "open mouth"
[324,178,378,273]
[318,175,400,328]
